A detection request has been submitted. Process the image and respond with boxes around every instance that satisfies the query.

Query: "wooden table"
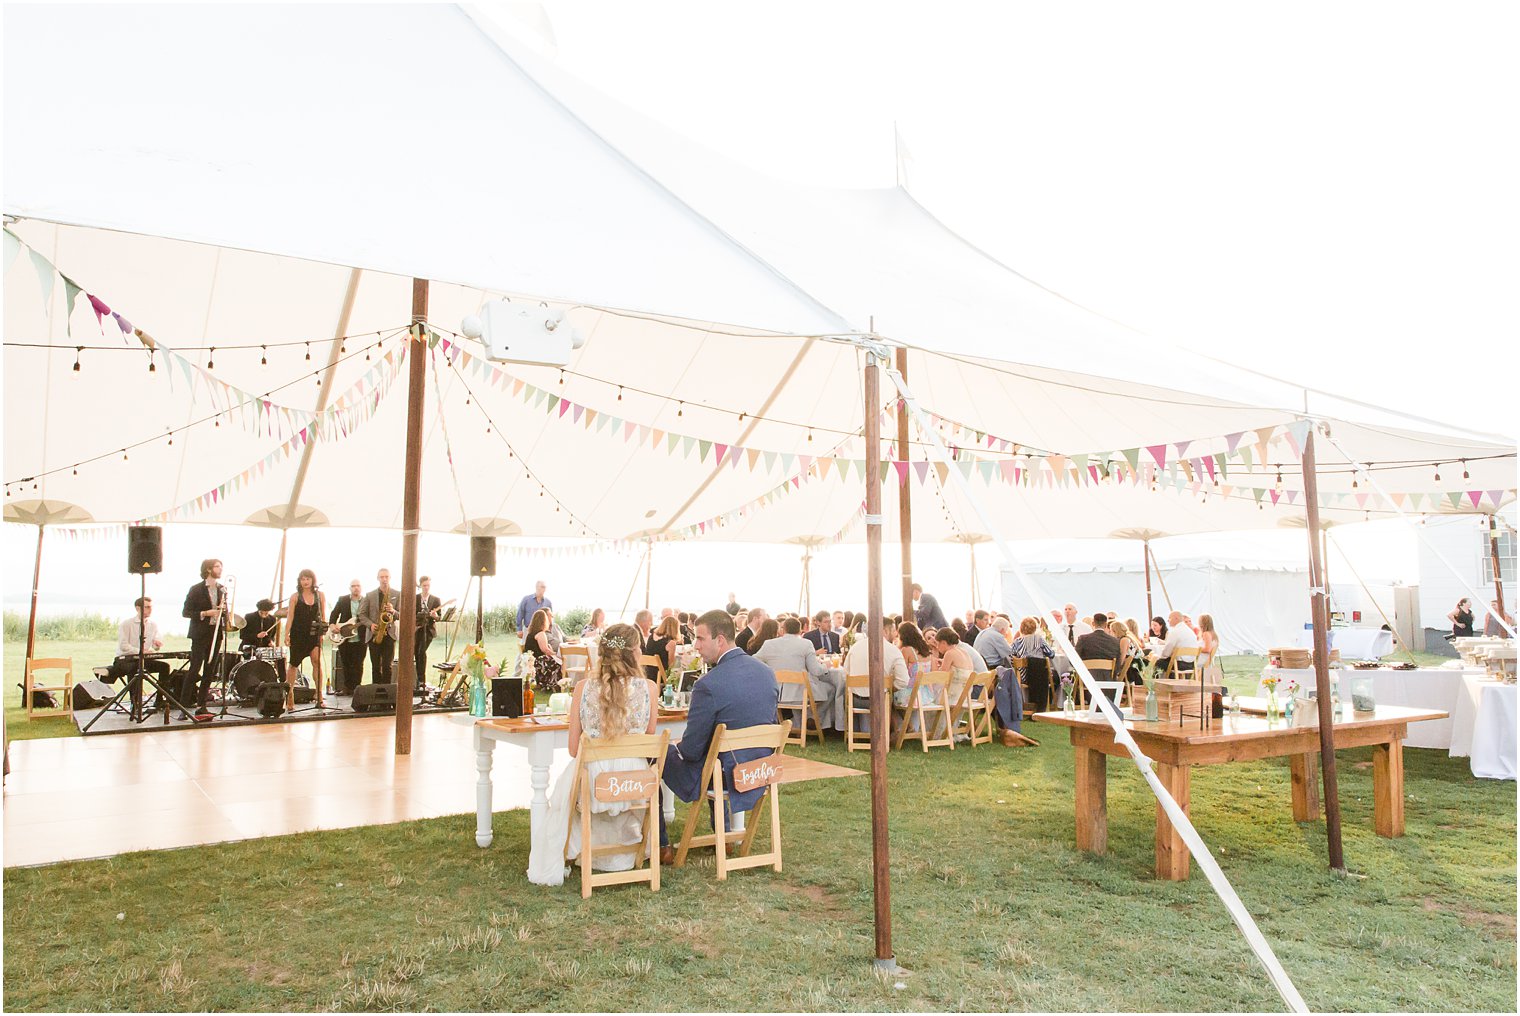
[1034,703,1447,880]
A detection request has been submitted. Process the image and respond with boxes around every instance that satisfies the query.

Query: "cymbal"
[225,611,247,631]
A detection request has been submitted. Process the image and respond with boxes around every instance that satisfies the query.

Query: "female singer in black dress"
[285,569,328,707]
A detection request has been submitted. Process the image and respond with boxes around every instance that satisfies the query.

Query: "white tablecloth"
[1290,628,1394,659]
[1259,666,1476,749]
[779,666,848,731]
[1468,683,1517,780]
[1448,673,1497,758]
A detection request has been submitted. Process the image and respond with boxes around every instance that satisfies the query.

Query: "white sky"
[4,0,1515,627]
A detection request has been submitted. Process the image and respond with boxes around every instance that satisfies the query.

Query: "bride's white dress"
[526,679,653,886]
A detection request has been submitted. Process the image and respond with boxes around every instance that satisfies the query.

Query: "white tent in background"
[4,3,1513,548]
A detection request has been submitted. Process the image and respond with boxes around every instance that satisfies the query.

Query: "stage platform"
[71,686,466,736]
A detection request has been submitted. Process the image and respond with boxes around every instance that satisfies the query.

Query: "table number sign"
[592,768,659,802]
[732,753,785,790]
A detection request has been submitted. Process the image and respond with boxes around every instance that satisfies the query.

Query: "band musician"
[328,578,366,694]
[358,568,399,685]
[109,596,172,715]
[413,575,443,695]
[181,558,230,720]
[240,600,280,654]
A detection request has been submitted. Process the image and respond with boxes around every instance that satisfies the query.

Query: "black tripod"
[82,573,195,732]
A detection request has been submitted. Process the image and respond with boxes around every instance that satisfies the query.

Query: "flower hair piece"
[602,634,629,652]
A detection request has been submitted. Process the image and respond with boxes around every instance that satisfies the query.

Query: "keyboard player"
[110,596,173,714]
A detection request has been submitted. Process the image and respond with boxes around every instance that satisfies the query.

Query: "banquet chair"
[674,721,790,879]
[561,645,591,686]
[844,673,873,752]
[637,654,663,678]
[1077,659,1116,708]
[892,670,954,752]
[563,730,670,898]
[1162,648,1201,680]
[1086,680,1127,717]
[1009,658,1032,715]
[950,670,997,747]
[774,670,825,747]
[23,658,73,720]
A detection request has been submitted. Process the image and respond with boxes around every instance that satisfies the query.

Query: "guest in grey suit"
[356,568,400,685]
[661,609,780,854]
[754,617,847,730]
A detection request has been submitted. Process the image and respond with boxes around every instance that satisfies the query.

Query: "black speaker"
[72,679,115,708]
[352,683,397,713]
[491,676,522,718]
[127,526,162,574]
[470,535,496,576]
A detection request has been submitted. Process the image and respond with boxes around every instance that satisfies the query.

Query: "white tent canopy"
[4,4,1514,545]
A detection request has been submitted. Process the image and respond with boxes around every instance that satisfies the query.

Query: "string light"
[1462,460,1470,480]
[72,347,82,372]
[304,343,312,362]
[677,402,684,418]
[148,354,156,374]
[260,345,267,366]
[207,348,216,370]
[807,428,813,443]
[617,386,623,401]
[558,369,564,386]
[1433,465,1440,481]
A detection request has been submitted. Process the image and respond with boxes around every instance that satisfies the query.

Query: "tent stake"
[896,345,913,618]
[1302,427,1346,872]
[395,279,428,756]
[863,351,895,969]
[24,524,43,667]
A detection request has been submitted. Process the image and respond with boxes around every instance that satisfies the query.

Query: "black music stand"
[83,573,195,732]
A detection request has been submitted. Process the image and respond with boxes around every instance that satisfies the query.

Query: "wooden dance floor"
[2,714,542,868]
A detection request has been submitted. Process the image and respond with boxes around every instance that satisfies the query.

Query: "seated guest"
[240,599,280,652]
[747,618,779,657]
[973,616,1014,671]
[950,617,969,640]
[1110,620,1145,684]
[633,609,654,650]
[1074,612,1121,669]
[581,608,606,640]
[808,608,845,654]
[110,596,172,713]
[931,627,985,705]
[645,615,682,679]
[1198,613,1220,664]
[734,608,766,653]
[1011,616,1055,712]
[755,617,845,730]
[1156,610,1199,674]
[893,621,933,704]
[846,621,912,729]
[975,617,1036,746]
[659,610,780,862]
[679,612,696,643]
[523,608,563,692]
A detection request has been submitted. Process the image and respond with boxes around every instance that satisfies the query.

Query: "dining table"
[1257,665,1477,750]
[1035,702,1446,880]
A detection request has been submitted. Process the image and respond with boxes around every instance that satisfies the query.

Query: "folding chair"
[563,730,670,898]
[844,673,873,752]
[892,670,954,751]
[1077,658,1116,708]
[674,721,791,879]
[1086,680,1127,717]
[950,670,997,747]
[562,645,591,687]
[1009,658,1031,715]
[1163,647,1201,680]
[774,670,825,747]
[23,658,73,719]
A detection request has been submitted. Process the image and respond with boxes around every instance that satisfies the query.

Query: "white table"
[1291,627,1394,660]
[1259,666,1479,750]
[1449,677,1517,780]
[459,711,689,850]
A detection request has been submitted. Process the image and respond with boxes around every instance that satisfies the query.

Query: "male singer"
[181,558,227,720]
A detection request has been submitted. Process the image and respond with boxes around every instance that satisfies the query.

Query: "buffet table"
[1448,674,1517,780]
[1258,665,1477,750]
[1291,627,1394,660]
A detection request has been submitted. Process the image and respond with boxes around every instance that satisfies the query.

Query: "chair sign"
[731,753,785,791]
[592,768,659,803]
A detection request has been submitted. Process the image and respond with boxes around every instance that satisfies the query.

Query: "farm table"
[1034,703,1446,880]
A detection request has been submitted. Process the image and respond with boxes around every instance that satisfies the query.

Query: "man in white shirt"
[1052,603,1093,675]
[754,617,847,729]
[112,596,170,715]
[1156,610,1200,675]
[844,624,911,733]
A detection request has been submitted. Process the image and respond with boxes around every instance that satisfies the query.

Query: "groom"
[660,608,780,864]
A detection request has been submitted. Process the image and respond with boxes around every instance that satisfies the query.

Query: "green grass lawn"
[3,650,1514,1012]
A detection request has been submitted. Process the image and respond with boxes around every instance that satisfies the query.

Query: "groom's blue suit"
[663,647,780,813]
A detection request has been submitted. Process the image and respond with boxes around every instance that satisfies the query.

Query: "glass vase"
[1265,690,1280,723]
[468,679,488,718]
[1144,686,1159,722]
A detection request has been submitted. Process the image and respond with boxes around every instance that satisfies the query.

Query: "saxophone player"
[357,568,398,685]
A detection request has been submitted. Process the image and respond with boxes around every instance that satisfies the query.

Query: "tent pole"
[864,350,896,971]
[799,548,811,617]
[968,541,976,611]
[395,279,429,756]
[1143,539,1154,622]
[1302,427,1346,872]
[24,524,43,666]
[644,537,653,611]
[1321,528,1332,617]
[897,346,913,619]
[1149,543,1174,613]
[1489,513,1507,621]
[618,546,646,622]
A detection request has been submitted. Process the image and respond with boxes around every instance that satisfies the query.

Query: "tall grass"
[2,610,119,641]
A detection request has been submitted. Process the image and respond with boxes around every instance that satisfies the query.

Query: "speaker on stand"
[470,535,496,644]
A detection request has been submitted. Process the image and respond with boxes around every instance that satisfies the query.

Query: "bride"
[527,623,661,886]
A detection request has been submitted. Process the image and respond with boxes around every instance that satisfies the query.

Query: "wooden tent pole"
[1489,513,1508,621]
[644,537,653,610]
[1149,543,1174,612]
[25,524,43,666]
[1303,427,1346,872]
[864,350,895,969]
[897,346,913,619]
[1143,539,1154,622]
[395,279,428,756]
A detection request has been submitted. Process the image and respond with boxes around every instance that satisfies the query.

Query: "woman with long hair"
[1110,619,1144,684]
[749,618,779,657]
[1198,614,1220,661]
[647,615,683,677]
[284,568,328,707]
[523,608,562,692]
[581,608,606,640]
[1448,598,1475,639]
[529,623,660,885]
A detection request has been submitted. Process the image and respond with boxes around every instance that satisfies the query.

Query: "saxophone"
[374,590,395,642]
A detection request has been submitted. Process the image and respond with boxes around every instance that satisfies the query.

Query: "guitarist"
[358,568,398,685]
[328,578,366,694]
[413,575,444,698]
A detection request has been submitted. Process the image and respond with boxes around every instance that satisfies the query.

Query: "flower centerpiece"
[1261,673,1281,722]
[1282,677,1299,722]
[1138,661,1160,721]
[462,643,490,717]
[1060,674,1076,714]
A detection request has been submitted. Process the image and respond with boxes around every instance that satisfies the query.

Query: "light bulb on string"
[207,348,215,370]
[558,369,564,386]
[260,345,267,366]
[73,347,82,372]
[1462,460,1469,480]
[148,355,156,374]
[304,343,311,362]
[677,402,684,418]
[1433,465,1441,481]
[617,386,623,401]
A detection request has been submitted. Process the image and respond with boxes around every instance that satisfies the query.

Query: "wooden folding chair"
[774,670,825,747]
[674,721,791,879]
[892,670,954,751]
[23,658,73,719]
[844,673,873,752]
[1076,658,1116,708]
[1009,658,1031,715]
[1086,680,1127,717]
[563,730,670,898]
[950,670,997,747]
[562,645,591,686]
[1162,647,1201,680]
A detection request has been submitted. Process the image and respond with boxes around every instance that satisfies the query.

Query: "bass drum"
[231,658,278,701]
